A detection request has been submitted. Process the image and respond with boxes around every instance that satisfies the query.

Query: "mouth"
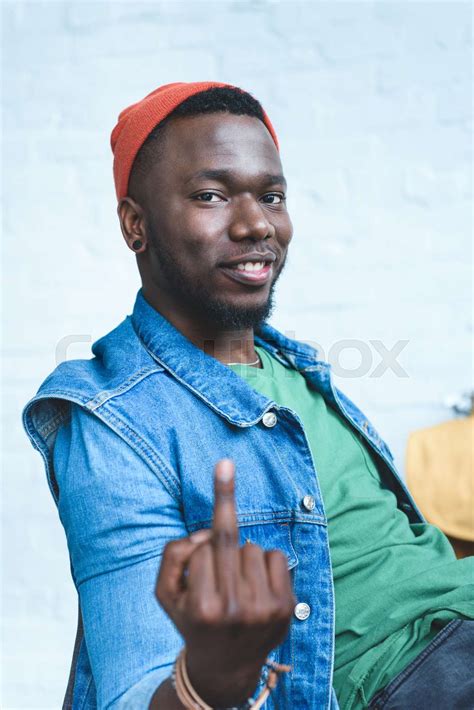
[218,260,274,287]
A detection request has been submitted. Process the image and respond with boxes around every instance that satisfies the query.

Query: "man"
[23,82,473,710]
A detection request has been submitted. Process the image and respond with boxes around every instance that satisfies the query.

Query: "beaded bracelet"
[170,647,291,710]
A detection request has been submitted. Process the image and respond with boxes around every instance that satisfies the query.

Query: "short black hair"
[128,86,266,199]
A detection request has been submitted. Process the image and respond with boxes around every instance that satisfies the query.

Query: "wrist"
[185,649,263,707]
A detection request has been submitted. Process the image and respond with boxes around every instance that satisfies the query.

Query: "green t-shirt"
[229,345,474,709]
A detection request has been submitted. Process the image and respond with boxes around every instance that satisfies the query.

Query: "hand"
[155,459,295,706]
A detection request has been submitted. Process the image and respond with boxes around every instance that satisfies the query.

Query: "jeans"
[368,619,474,709]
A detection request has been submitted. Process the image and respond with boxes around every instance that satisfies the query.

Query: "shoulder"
[35,316,162,405]
[22,315,168,499]
[23,315,163,438]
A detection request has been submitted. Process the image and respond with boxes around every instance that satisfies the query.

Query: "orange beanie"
[110,81,279,201]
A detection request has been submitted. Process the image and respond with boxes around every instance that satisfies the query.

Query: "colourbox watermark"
[55,333,409,379]
[281,334,409,379]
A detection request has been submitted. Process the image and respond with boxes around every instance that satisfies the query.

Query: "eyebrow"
[185,168,287,189]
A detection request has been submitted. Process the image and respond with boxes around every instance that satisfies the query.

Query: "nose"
[228,196,275,242]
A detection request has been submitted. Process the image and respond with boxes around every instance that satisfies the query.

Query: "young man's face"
[139,112,293,330]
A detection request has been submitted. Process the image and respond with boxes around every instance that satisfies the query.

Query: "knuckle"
[242,542,261,554]
[223,598,243,624]
[154,582,169,609]
[241,542,265,562]
[284,595,297,619]
[265,597,282,617]
[163,539,183,561]
[267,592,295,620]
[237,598,271,627]
[192,598,222,626]
[251,605,272,625]
[213,529,239,547]
[267,548,288,565]
[238,609,258,626]
[278,599,295,622]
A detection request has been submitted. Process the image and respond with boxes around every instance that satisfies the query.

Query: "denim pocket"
[237,521,299,570]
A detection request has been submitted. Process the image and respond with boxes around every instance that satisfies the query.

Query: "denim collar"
[130,288,321,427]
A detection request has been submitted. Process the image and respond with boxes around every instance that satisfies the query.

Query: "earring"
[132,239,143,251]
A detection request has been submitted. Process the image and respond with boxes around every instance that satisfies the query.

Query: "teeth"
[236,261,265,272]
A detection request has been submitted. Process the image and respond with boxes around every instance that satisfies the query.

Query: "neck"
[203,329,259,365]
[142,287,262,367]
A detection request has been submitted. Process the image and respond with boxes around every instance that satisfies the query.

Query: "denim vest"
[22,289,423,710]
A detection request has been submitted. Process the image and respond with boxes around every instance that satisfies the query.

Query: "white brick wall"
[2,1,472,707]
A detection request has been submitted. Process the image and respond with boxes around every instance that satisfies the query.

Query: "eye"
[195,192,223,202]
[261,193,286,205]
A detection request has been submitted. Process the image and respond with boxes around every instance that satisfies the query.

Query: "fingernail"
[216,459,234,482]
[190,529,212,543]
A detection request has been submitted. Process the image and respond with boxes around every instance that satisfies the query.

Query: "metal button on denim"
[294,602,311,621]
[302,495,316,511]
[262,411,277,428]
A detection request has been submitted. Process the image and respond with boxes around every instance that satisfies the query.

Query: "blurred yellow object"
[406,414,474,542]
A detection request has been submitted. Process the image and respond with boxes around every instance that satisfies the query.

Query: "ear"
[117,197,148,253]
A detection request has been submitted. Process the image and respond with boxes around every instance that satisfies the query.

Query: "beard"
[148,234,286,331]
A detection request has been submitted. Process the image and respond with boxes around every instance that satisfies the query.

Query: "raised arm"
[54,408,293,709]
[153,459,295,708]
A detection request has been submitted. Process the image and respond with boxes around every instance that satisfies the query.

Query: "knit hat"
[110,81,279,201]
